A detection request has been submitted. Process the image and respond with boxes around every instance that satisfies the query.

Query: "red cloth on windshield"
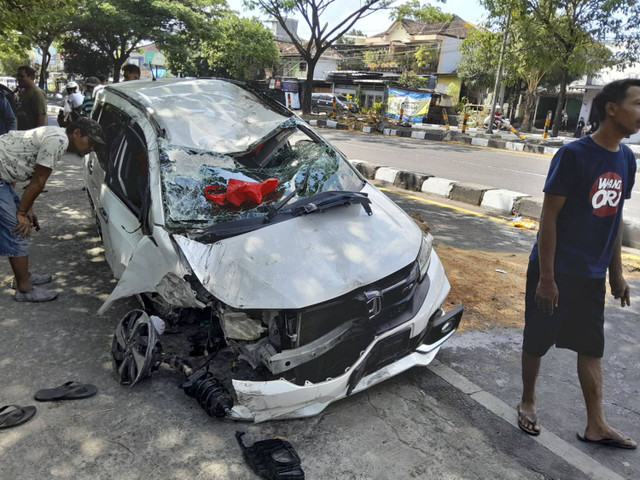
[204,178,279,206]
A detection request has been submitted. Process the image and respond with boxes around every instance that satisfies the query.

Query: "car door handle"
[99,206,109,223]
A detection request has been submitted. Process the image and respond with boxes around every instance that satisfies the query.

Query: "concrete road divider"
[513,197,543,219]
[374,166,400,184]
[449,182,493,206]
[350,160,379,180]
[421,177,457,197]
[481,189,531,215]
[394,171,431,191]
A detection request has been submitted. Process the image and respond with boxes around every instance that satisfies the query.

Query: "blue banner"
[386,87,432,123]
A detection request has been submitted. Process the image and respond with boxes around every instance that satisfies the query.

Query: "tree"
[457,28,502,90]
[207,17,280,80]
[244,0,390,113]
[0,29,29,76]
[460,3,561,132]
[0,0,74,88]
[61,0,225,82]
[397,70,428,89]
[390,0,452,23]
[522,0,639,136]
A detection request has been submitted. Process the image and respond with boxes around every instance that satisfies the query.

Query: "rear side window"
[97,103,149,214]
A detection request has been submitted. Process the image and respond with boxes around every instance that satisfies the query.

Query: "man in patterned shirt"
[0,117,104,302]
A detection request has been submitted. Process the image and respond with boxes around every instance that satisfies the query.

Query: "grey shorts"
[523,260,605,358]
[0,179,29,257]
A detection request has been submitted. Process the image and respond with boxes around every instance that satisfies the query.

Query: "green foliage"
[397,70,428,89]
[364,49,393,67]
[446,82,460,101]
[61,0,226,81]
[0,0,74,87]
[206,17,279,80]
[0,46,29,76]
[413,44,438,71]
[516,0,630,134]
[389,0,452,23]
[355,85,362,106]
[457,27,501,89]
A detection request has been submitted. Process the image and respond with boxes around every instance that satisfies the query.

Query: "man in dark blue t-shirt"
[517,79,640,450]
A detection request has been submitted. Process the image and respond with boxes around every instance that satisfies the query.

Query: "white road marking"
[428,360,627,480]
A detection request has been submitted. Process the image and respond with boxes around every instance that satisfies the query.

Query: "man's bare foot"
[580,425,637,449]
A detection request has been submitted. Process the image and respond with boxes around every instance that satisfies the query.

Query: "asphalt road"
[318,129,640,225]
[1,161,638,479]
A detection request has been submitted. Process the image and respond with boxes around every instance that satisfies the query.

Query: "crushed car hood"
[174,184,422,309]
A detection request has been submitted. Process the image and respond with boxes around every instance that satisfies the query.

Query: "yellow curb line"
[378,187,509,224]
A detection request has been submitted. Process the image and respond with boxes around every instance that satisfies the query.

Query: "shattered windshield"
[160,123,363,229]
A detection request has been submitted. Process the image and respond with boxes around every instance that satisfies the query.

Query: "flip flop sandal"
[517,404,541,436]
[0,405,37,429]
[576,432,637,450]
[34,381,98,402]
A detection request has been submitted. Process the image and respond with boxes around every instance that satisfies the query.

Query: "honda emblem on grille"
[365,290,383,319]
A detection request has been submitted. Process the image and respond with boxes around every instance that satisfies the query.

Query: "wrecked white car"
[84,78,463,422]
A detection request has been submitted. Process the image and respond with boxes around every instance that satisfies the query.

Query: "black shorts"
[523,261,605,358]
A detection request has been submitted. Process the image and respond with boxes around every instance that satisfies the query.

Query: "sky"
[226,0,488,38]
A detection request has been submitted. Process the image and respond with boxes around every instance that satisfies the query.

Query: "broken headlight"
[416,233,433,281]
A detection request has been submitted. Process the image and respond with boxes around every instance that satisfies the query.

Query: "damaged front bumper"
[228,258,463,422]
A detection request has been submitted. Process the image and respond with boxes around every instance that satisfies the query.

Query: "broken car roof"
[103,78,291,154]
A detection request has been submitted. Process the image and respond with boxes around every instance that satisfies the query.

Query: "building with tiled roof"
[355,15,475,99]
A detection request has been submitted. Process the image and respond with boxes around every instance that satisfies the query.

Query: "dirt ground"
[436,243,640,333]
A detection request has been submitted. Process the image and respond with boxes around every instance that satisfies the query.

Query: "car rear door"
[90,103,150,278]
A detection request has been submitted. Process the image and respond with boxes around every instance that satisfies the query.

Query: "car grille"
[283,261,430,385]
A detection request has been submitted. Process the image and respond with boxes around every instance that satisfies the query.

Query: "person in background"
[574,116,585,139]
[57,81,84,127]
[493,106,503,130]
[517,79,640,450]
[561,109,568,131]
[15,66,47,130]
[80,77,101,117]
[122,64,140,81]
[92,75,108,99]
[0,92,17,135]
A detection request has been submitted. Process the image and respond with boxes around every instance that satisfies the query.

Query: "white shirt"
[63,92,84,113]
[0,127,69,182]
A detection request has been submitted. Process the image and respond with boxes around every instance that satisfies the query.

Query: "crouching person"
[0,117,105,302]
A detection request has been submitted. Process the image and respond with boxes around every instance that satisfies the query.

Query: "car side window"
[95,103,130,171]
[106,124,149,215]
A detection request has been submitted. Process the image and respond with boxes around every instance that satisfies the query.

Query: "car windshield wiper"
[290,191,372,217]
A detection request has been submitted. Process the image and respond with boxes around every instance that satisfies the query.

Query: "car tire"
[311,106,319,114]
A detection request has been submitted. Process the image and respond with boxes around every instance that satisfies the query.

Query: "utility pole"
[486,10,511,134]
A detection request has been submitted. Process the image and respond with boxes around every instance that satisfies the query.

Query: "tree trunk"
[551,67,568,137]
[112,58,124,83]
[521,90,537,133]
[38,42,51,90]
[301,57,320,114]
